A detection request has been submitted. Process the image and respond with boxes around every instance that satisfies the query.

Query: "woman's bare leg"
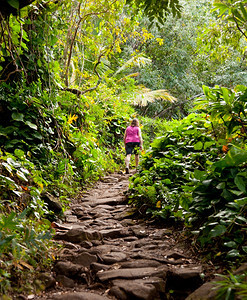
[125,154,131,173]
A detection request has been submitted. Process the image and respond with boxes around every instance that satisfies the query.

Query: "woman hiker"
[123,118,143,174]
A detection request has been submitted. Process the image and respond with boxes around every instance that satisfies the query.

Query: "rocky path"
[37,172,215,300]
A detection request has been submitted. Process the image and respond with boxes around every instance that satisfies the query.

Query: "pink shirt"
[125,126,140,143]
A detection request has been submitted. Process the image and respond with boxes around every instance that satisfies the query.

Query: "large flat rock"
[53,261,83,277]
[120,259,162,268]
[99,228,130,239]
[185,281,219,300]
[166,266,203,293]
[83,196,126,207]
[49,292,110,300]
[110,279,158,300]
[54,228,102,243]
[91,204,116,210]
[97,266,168,281]
[112,277,166,293]
[101,252,127,264]
[185,265,247,300]
[72,252,97,267]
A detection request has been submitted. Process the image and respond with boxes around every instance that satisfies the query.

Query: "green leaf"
[21,41,28,50]
[37,59,42,67]
[214,146,247,168]
[7,157,21,168]
[194,141,203,150]
[191,231,200,235]
[210,224,227,238]
[226,249,240,258]
[229,189,243,196]
[202,179,212,186]
[242,246,247,253]
[162,178,171,184]
[221,189,233,201]
[234,176,246,193]
[20,168,29,175]
[227,202,240,209]
[7,0,19,9]
[32,132,42,139]
[233,8,245,22]
[2,162,13,174]
[212,2,229,16]
[202,85,210,95]
[0,174,15,185]
[194,170,207,181]
[14,149,25,159]
[13,190,23,197]
[235,197,247,206]
[0,212,19,230]
[224,241,237,248]
[25,121,37,130]
[12,112,24,122]
[16,170,28,182]
[236,216,247,223]
[221,87,229,104]
[216,182,226,189]
[240,3,247,20]
[204,141,215,149]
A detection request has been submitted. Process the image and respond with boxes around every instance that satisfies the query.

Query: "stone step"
[82,196,126,207]
[43,173,209,300]
[48,291,110,300]
[96,266,168,281]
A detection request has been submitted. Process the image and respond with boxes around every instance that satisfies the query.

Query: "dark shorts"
[125,142,140,155]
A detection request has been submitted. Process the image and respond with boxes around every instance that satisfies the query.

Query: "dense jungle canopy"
[0,0,247,298]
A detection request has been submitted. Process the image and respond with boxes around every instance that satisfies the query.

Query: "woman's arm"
[138,128,143,149]
[123,129,127,144]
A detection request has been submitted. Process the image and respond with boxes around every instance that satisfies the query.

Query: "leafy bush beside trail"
[128,86,247,263]
[128,113,221,220]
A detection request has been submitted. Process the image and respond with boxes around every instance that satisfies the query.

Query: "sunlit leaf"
[234,197,247,205]
[194,141,203,150]
[25,121,37,130]
[224,241,237,248]
[2,162,13,174]
[226,249,240,257]
[16,170,28,182]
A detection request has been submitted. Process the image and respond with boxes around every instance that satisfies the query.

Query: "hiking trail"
[35,171,216,300]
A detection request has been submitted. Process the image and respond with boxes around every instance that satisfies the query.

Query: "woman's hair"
[131,118,139,127]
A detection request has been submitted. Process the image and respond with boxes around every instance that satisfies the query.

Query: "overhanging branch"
[232,14,247,40]
[63,53,103,96]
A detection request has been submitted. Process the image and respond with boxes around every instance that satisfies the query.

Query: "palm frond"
[116,72,140,83]
[114,56,151,76]
[133,88,177,106]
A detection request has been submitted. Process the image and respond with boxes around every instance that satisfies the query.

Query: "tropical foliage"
[0,0,137,294]
[1,0,247,296]
[129,85,247,262]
